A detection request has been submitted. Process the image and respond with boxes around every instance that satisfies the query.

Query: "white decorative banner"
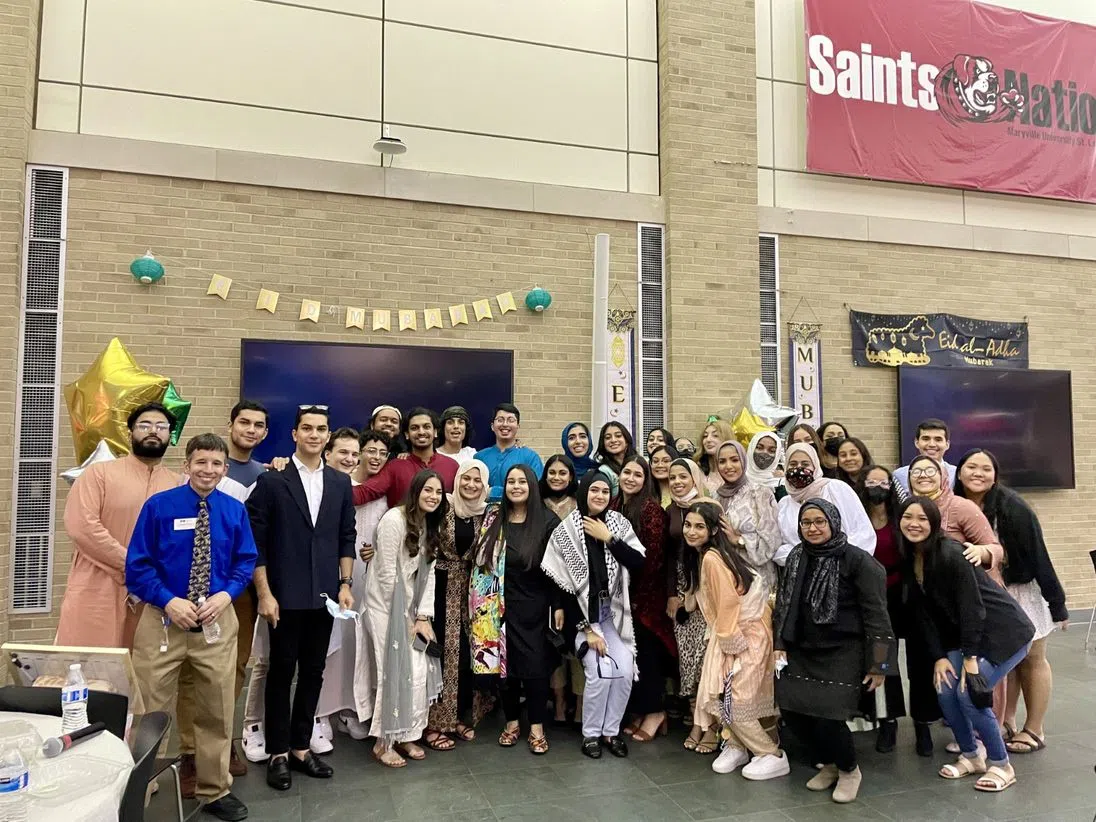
[789,322,823,425]
[606,310,636,430]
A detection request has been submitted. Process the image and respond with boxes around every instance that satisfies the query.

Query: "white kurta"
[365,507,437,741]
[316,489,388,720]
[774,481,877,565]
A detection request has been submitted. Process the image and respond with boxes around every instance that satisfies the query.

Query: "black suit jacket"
[247,461,356,611]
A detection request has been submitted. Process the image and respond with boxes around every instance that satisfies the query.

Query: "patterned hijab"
[449,459,489,519]
[774,497,848,634]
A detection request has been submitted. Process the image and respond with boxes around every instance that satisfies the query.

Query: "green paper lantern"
[130,252,165,285]
[161,382,192,446]
[525,286,552,312]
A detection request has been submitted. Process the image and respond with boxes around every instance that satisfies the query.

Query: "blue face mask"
[322,593,358,622]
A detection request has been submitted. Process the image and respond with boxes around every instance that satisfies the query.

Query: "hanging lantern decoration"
[524,286,552,312]
[130,251,165,285]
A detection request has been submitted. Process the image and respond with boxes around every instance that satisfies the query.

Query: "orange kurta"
[56,454,179,648]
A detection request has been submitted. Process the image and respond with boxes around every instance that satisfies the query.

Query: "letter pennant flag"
[399,309,417,331]
[206,274,232,299]
[473,299,492,321]
[256,288,279,313]
[449,304,469,326]
[424,308,443,329]
[300,299,321,323]
[496,291,516,314]
[345,307,365,329]
[373,309,391,331]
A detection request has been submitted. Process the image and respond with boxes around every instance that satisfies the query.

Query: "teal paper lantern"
[525,286,552,312]
[130,252,165,285]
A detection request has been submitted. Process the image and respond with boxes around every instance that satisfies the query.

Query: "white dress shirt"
[292,454,325,526]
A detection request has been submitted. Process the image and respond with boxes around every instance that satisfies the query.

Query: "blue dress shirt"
[126,484,258,609]
[474,444,544,502]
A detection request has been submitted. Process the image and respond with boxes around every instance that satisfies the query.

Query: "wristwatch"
[576,619,591,632]
[735,536,746,547]
[339,577,352,588]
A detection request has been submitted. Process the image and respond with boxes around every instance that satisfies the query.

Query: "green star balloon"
[162,382,192,446]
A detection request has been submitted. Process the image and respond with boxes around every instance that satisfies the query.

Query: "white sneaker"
[712,746,750,774]
[334,712,370,740]
[310,719,334,755]
[242,723,268,763]
[317,715,334,740]
[742,752,791,781]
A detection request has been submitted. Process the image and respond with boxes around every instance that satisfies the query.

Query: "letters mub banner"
[805,0,1096,203]
[849,311,1028,369]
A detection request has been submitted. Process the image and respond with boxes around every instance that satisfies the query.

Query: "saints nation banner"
[805,0,1096,203]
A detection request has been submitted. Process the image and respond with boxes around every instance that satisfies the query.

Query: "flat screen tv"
[240,339,514,463]
[897,366,1074,490]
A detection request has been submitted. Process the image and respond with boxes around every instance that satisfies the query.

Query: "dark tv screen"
[897,366,1074,489]
[240,339,514,463]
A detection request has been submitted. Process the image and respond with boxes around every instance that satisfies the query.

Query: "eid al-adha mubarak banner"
[849,311,1028,369]
[805,0,1096,203]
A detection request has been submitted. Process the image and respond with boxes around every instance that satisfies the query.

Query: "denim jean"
[936,644,1030,764]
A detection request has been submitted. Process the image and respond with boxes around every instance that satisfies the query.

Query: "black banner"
[850,311,1028,368]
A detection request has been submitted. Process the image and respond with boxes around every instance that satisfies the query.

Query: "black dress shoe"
[581,736,602,759]
[604,736,628,758]
[875,719,897,753]
[288,751,334,778]
[266,757,291,791]
[914,722,934,757]
[203,792,249,821]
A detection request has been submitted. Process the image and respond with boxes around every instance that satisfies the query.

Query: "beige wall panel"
[268,0,382,17]
[627,0,658,60]
[774,170,966,223]
[36,82,80,132]
[628,153,659,195]
[758,168,775,207]
[757,79,774,169]
[385,24,627,151]
[391,125,628,191]
[771,80,805,170]
[39,0,85,83]
[386,0,627,55]
[964,192,1096,238]
[770,0,804,84]
[628,60,659,154]
[83,0,381,119]
[989,0,1096,25]
[756,0,772,79]
[80,88,377,164]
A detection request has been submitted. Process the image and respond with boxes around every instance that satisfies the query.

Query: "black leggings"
[629,623,674,715]
[502,677,550,726]
[782,710,857,772]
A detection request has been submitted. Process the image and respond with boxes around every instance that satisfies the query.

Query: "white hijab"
[746,431,784,489]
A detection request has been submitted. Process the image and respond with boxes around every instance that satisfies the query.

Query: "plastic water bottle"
[60,663,89,734]
[0,745,29,822]
[197,597,221,644]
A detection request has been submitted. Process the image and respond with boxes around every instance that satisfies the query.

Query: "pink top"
[937,486,1004,585]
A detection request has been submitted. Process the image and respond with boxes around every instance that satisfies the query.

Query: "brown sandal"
[423,730,456,751]
[455,722,476,742]
[694,730,719,755]
[372,748,406,769]
[498,725,520,747]
[528,733,549,755]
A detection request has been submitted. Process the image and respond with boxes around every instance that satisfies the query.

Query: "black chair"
[1085,549,1096,652]
[0,685,129,739]
[118,711,170,822]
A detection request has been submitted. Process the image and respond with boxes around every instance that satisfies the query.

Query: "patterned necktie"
[187,499,212,605]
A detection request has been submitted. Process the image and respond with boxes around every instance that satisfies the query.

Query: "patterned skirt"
[1007,580,1056,641]
[674,609,707,697]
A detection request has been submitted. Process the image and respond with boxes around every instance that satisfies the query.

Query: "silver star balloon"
[60,438,117,486]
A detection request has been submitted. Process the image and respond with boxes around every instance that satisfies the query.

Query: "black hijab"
[775,497,848,638]
[577,472,614,612]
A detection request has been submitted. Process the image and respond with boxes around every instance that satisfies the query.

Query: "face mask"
[753,451,776,470]
[322,593,359,622]
[823,438,842,456]
[864,486,890,504]
[785,466,815,489]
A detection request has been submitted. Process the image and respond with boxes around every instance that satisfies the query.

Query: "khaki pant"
[178,591,256,754]
[725,719,780,757]
[132,604,238,802]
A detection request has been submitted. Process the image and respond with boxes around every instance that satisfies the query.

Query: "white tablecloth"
[0,711,133,822]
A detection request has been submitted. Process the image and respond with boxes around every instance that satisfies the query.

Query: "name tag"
[173,517,197,531]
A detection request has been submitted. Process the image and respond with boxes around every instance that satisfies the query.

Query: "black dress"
[503,514,562,680]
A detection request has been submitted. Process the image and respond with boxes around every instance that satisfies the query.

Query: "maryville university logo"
[808,34,1096,135]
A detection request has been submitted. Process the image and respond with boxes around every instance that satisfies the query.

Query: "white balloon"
[61,439,117,486]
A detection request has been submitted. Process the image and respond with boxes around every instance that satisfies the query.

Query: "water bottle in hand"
[0,745,29,822]
[61,662,89,734]
[197,597,221,644]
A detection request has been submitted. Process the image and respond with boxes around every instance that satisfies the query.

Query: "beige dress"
[694,551,775,729]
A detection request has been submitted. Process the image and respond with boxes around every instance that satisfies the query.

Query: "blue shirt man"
[125,433,255,820]
[893,418,955,494]
[475,403,543,502]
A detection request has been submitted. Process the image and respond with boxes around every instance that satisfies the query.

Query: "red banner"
[805,0,1096,203]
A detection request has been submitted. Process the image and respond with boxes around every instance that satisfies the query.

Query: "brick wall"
[779,234,1096,607]
[7,170,639,641]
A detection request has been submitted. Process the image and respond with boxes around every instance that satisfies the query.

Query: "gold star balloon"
[731,407,773,449]
[63,338,170,463]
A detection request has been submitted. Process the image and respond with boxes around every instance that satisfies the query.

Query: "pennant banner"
[496,291,516,314]
[789,322,823,424]
[300,299,321,323]
[424,308,443,329]
[346,307,365,330]
[449,304,469,326]
[473,299,492,321]
[373,309,391,331]
[256,288,279,313]
[206,274,232,299]
[399,309,417,331]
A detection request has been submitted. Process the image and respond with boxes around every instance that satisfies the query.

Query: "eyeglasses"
[299,404,329,411]
[800,518,829,530]
[864,480,891,488]
[494,416,518,425]
[595,653,623,680]
[361,447,389,458]
[910,466,939,478]
[133,422,171,433]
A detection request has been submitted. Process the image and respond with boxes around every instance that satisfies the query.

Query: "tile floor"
[152,626,1096,821]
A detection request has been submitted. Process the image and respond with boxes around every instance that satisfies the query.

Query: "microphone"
[41,721,107,758]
